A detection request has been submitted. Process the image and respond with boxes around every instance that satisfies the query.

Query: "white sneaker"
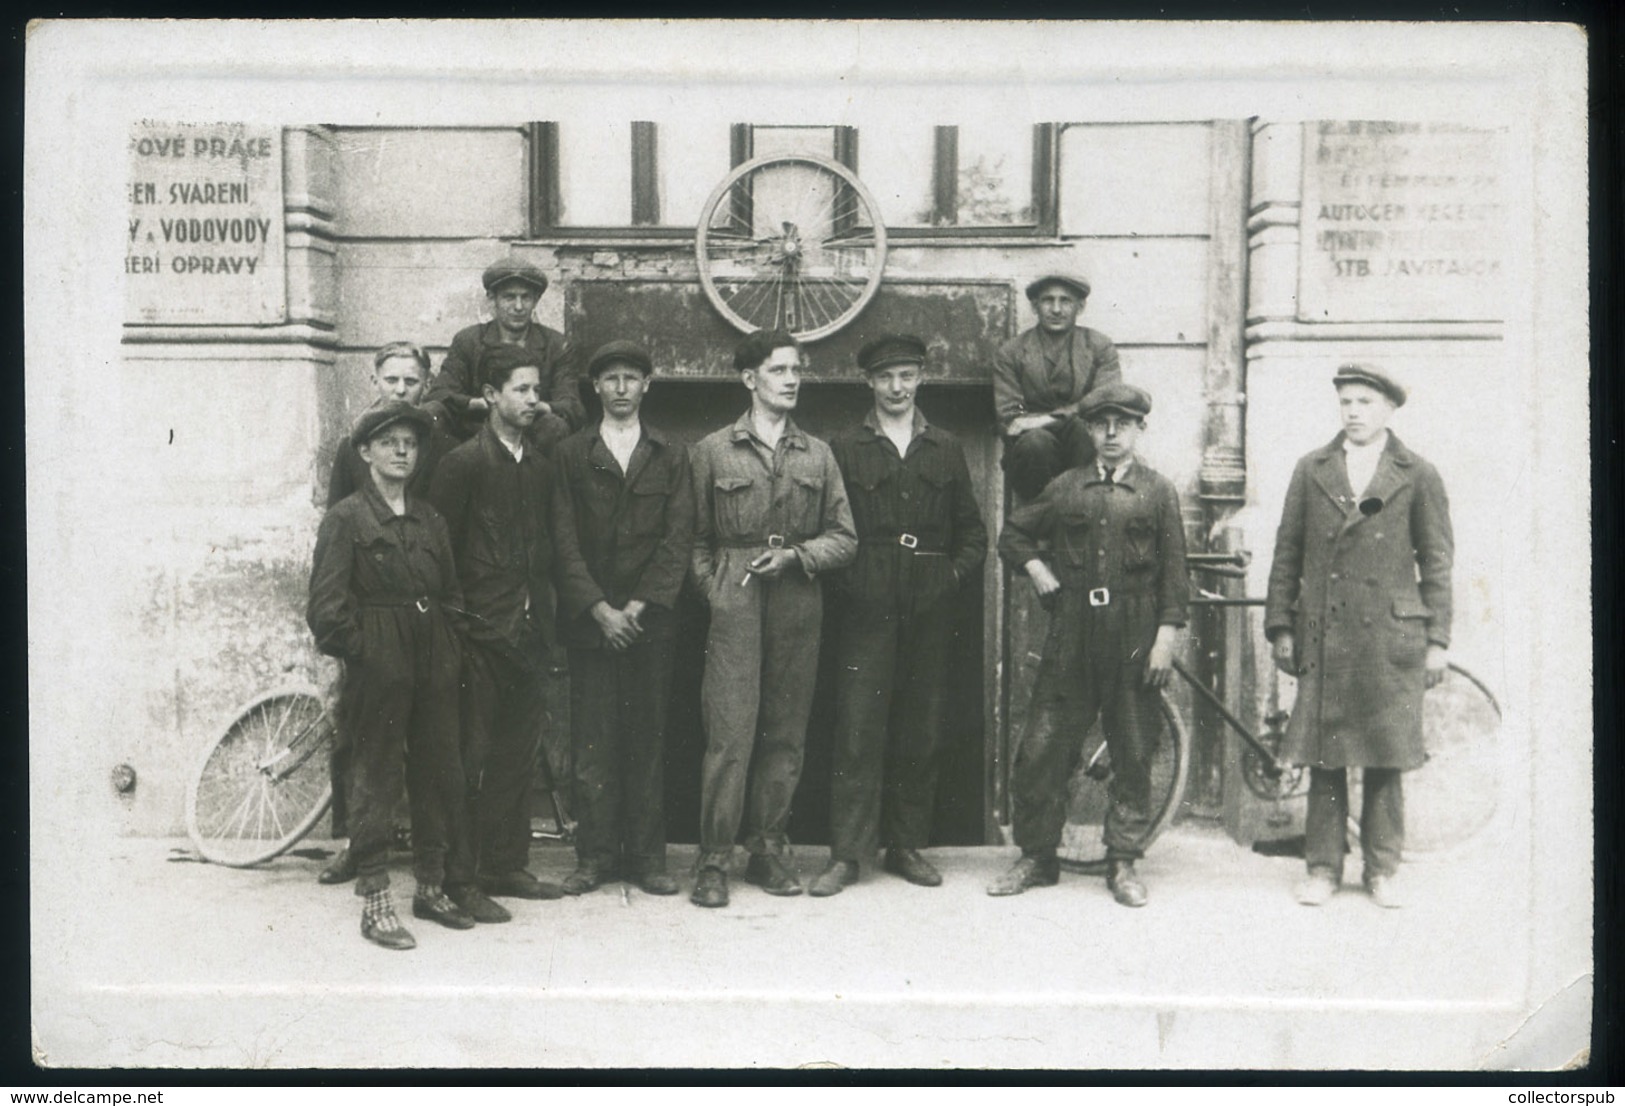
[1293,870,1339,906]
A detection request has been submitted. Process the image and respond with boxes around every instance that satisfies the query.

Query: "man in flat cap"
[992,382,1188,906]
[688,329,857,908]
[992,274,1122,501]
[427,254,584,450]
[550,340,696,897]
[317,340,457,887]
[812,334,987,897]
[307,401,476,947]
[430,344,566,914]
[1264,364,1454,909]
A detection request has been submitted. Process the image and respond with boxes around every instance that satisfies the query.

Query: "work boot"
[690,865,729,908]
[412,885,476,930]
[447,883,512,924]
[627,863,680,896]
[318,846,356,885]
[1293,867,1340,907]
[480,869,566,900]
[744,853,803,896]
[561,861,615,896]
[884,848,943,887]
[360,891,416,951]
[986,853,1060,896]
[1106,860,1148,908]
[809,860,859,897]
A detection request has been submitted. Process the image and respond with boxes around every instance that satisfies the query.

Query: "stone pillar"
[111,124,338,835]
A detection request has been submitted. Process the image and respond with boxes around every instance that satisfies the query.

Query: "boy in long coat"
[1264,364,1454,909]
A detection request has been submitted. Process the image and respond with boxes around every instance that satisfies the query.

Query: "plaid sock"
[416,882,442,902]
[362,889,397,928]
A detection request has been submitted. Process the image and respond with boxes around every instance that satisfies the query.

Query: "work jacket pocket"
[713,475,756,537]
[1389,597,1432,666]
[624,473,673,534]
[790,472,826,536]
[915,465,953,525]
[1124,516,1158,570]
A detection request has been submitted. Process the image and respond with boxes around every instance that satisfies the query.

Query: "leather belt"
[363,596,437,613]
[719,533,796,549]
[861,532,946,554]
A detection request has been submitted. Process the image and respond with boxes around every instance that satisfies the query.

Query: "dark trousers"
[449,634,546,885]
[567,640,676,874]
[829,599,953,862]
[1002,417,1097,501]
[1305,766,1404,880]
[1012,616,1161,860]
[329,699,350,837]
[341,615,467,895]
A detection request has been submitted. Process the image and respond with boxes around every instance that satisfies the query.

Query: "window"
[527,121,1057,238]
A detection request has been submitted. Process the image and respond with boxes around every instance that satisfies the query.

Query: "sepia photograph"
[23,19,1591,1070]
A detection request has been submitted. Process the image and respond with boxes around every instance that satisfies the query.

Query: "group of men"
[308,253,1454,950]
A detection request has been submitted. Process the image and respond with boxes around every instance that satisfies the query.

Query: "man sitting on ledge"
[993,273,1122,501]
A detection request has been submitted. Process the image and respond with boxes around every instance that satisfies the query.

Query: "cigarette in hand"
[742,553,771,585]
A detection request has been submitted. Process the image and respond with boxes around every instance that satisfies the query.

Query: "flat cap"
[857,333,928,374]
[1079,381,1153,421]
[1332,363,1407,406]
[481,256,549,295]
[587,339,654,378]
[1025,273,1091,301]
[350,400,434,448]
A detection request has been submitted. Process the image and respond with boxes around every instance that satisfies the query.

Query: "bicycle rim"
[1057,690,1191,874]
[1348,663,1504,857]
[185,686,335,867]
[695,152,887,342]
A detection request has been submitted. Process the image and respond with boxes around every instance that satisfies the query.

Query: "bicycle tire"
[184,684,335,867]
[695,152,888,342]
[1057,689,1191,874]
[1348,662,1503,857]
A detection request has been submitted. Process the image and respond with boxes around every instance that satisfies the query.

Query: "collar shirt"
[497,431,525,463]
[1342,432,1388,498]
[875,408,920,457]
[830,409,988,615]
[1096,457,1134,484]
[600,419,641,473]
[689,409,857,586]
[550,422,696,648]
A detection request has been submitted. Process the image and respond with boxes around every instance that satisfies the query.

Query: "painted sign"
[126,123,286,324]
[1299,122,1504,323]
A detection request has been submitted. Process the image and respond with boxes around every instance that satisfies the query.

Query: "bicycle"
[185,678,577,869]
[1052,550,1503,872]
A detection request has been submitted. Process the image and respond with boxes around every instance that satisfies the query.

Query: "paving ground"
[32,822,1547,1070]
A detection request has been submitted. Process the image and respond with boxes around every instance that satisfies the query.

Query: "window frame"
[525,120,1059,241]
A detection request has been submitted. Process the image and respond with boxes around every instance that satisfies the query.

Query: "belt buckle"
[414,597,431,614]
[766,534,786,549]
[1088,587,1110,607]
[898,533,919,550]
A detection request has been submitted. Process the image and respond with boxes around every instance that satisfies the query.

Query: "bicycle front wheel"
[695,152,887,342]
[1348,663,1503,857]
[1057,690,1191,874]
[185,685,335,867]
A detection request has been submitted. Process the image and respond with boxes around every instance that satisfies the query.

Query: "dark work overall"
[828,414,987,862]
[306,480,468,895]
